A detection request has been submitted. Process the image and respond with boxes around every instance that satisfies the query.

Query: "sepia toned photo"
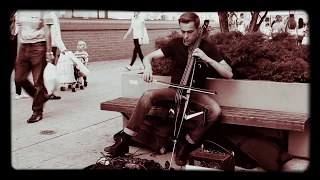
[10,10,310,172]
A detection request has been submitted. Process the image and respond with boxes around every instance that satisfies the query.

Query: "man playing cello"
[104,12,233,166]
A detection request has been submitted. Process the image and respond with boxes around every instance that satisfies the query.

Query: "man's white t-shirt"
[131,16,145,39]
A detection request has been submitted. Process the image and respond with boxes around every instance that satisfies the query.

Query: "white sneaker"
[125,65,132,71]
[15,94,25,100]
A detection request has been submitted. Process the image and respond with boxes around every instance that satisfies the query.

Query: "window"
[57,10,107,19]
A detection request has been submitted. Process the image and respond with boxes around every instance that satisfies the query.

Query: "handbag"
[43,62,60,95]
[188,140,235,171]
[139,25,149,45]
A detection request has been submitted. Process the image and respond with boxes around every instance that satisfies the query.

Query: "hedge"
[151,30,310,83]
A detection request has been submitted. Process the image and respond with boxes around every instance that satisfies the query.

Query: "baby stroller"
[56,51,90,92]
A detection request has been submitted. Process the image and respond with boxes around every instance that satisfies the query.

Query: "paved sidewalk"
[10,59,308,171]
[11,59,169,170]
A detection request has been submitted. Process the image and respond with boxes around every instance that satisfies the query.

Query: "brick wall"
[60,19,220,62]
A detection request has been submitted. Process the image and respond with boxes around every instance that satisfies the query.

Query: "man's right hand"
[143,68,153,83]
[46,52,55,64]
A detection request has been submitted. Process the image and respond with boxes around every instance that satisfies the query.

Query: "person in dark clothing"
[10,10,29,100]
[123,11,147,71]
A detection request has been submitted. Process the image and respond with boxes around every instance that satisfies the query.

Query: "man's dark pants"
[15,41,47,115]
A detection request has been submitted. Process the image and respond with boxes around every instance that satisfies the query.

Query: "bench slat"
[101,97,309,131]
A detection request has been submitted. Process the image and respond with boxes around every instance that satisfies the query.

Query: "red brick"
[59,19,219,62]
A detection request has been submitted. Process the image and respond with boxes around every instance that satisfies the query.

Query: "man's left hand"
[192,48,209,62]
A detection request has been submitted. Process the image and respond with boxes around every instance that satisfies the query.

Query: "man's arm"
[43,11,54,63]
[52,12,67,53]
[142,49,166,82]
[192,48,233,79]
[207,59,233,79]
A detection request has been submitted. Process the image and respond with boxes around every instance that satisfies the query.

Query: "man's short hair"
[178,12,200,29]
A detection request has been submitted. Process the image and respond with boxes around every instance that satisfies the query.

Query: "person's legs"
[135,39,145,69]
[17,42,47,123]
[10,36,27,100]
[187,92,221,142]
[135,39,144,62]
[30,42,47,116]
[14,86,29,100]
[104,87,177,156]
[15,86,21,96]
[83,76,88,87]
[126,39,140,71]
[15,44,34,98]
[10,36,17,75]
[129,39,139,66]
[15,42,47,123]
[175,91,222,166]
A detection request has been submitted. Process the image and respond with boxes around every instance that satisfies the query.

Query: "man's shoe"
[15,94,25,100]
[175,138,198,166]
[15,92,30,100]
[27,114,43,123]
[48,94,61,100]
[104,131,131,156]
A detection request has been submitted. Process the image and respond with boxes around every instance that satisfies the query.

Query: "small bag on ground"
[115,115,175,155]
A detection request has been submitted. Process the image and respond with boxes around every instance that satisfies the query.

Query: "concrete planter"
[121,72,310,158]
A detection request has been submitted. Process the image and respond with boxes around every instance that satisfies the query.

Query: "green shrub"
[151,30,310,83]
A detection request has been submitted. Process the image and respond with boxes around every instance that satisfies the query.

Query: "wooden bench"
[100,97,309,132]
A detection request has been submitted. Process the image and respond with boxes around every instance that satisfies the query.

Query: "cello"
[166,19,215,168]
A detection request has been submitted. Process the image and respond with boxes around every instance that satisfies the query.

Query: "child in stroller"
[72,40,89,91]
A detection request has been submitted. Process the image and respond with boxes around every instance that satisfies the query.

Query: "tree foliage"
[151,30,310,83]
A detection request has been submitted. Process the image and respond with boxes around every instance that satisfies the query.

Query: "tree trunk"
[248,12,259,33]
[254,11,268,32]
[218,12,229,33]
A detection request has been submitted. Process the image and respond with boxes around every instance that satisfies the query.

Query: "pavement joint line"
[12,115,122,152]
